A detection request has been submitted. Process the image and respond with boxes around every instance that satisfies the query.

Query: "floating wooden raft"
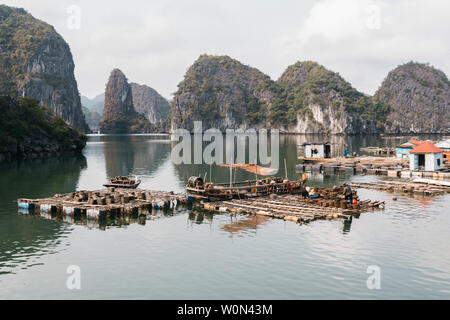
[17,188,190,220]
[202,193,384,224]
[350,180,450,196]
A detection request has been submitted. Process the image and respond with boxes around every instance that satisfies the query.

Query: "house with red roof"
[409,141,443,171]
[408,139,421,145]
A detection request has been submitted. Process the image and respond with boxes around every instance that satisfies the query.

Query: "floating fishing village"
[16,138,450,228]
[2,0,450,303]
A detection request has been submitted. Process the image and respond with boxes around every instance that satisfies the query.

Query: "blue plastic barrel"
[18,202,30,209]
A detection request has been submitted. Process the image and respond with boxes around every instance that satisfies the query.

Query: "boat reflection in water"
[187,209,271,237]
[220,215,271,237]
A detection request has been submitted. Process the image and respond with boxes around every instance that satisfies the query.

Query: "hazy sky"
[2,0,449,99]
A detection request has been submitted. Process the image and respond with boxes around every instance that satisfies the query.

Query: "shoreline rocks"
[0,96,87,163]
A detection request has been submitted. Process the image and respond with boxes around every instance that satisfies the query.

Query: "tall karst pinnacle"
[99,69,153,133]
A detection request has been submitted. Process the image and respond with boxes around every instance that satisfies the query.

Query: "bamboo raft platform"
[17,188,191,220]
[202,187,385,224]
[349,179,450,196]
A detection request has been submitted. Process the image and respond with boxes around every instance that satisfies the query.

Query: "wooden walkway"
[350,180,450,196]
[202,194,384,224]
[298,161,450,180]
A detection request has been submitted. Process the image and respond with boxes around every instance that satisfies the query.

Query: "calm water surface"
[0,134,449,299]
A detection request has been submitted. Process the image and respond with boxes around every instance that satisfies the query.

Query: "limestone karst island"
[0,1,449,304]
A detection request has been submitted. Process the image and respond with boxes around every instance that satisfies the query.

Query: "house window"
[437,159,441,166]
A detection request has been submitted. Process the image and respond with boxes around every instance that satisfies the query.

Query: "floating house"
[303,143,332,159]
[435,139,450,163]
[409,141,443,171]
[396,140,420,158]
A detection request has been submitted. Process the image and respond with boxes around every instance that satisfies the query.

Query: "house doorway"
[324,145,331,158]
[418,154,425,168]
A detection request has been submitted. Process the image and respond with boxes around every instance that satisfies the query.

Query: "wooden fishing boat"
[103,175,141,189]
[186,176,304,201]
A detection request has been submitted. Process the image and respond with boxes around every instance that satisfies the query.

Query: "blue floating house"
[396,140,420,159]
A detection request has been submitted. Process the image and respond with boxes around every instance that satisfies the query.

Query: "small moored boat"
[186,176,304,201]
[103,175,141,189]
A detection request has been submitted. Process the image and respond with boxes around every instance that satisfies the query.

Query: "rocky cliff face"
[290,104,354,134]
[82,85,169,131]
[130,83,170,125]
[0,5,88,132]
[170,56,391,134]
[375,62,450,133]
[278,61,385,134]
[171,55,282,132]
[99,69,153,133]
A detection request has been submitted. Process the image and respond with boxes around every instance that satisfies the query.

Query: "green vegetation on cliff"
[171,56,392,133]
[0,96,85,143]
[0,96,86,159]
[172,55,283,130]
[0,5,88,132]
[0,5,58,95]
[278,61,390,130]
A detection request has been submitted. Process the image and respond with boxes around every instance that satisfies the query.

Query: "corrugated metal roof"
[436,140,450,149]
